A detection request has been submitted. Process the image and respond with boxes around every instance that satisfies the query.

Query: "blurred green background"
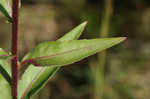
[1,0,150,99]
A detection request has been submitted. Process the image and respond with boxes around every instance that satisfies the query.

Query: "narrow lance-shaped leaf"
[0,0,12,22]
[22,38,126,67]
[18,22,87,99]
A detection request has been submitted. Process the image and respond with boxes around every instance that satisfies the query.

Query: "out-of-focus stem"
[94,0,113,99]
[11,0,19,99]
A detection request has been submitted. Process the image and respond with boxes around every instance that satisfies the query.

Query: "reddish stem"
[11,0,19,99]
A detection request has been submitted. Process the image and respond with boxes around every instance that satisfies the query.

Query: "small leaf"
[18,22,87,99]
[23,38,126,67]
[0,0,12,22]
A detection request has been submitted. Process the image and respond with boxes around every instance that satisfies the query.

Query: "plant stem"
[94,0,113,99]
[11,0,19,99]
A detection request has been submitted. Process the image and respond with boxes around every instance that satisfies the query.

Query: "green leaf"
[0,74,12,99]
[0,0,12,22]
[0,48,11,98]
[18,22,87,99]
[18,65,58,99]
[0,48,11,84]
[23,38,126,67]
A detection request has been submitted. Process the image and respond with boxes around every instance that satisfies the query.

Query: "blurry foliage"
[0,0,150,99]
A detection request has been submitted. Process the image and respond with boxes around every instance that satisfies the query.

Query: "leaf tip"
[82,21,88,26]
[122,37,127,41]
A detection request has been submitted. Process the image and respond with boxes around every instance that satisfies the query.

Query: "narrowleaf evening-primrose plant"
[0,0,126,99]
